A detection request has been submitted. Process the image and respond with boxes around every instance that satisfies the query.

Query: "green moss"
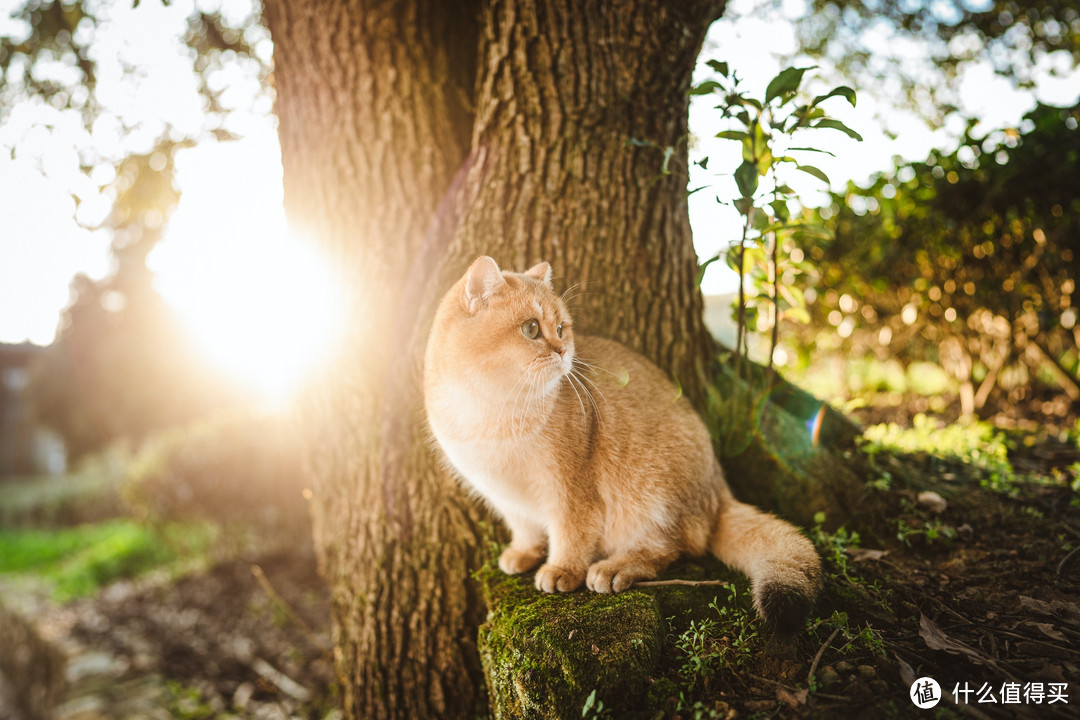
[477,565,663,719]
[476,556,750,719]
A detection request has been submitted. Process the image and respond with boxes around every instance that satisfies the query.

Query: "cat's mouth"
[530,350,573,393]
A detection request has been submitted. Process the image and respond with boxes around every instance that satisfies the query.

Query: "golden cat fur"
[423,256,822,633]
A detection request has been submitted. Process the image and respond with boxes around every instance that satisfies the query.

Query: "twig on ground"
[748,673,853,703]
[250,657,311,702]
[632,579,730,588]
[1056,544,1080,577]
[807,627,841,687]
[251,564,329,650]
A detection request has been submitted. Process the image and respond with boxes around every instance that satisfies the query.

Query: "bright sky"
[1,0,1078,398]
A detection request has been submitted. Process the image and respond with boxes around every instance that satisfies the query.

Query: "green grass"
[0,519,215,602]
[862,413,1014,492]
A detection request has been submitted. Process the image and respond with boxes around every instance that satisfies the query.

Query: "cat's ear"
[524,261,552,288]
[463,256,506,314]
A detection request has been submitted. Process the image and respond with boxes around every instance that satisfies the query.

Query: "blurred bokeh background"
[0,0,1077,716]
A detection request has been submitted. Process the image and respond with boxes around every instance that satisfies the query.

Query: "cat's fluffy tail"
[709,499,823,634]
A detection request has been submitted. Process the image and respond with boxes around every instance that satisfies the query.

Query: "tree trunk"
[438,0,724,406]
[265,1,724,718]
[264,2,488,718]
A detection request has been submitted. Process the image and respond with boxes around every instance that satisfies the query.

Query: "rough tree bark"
[261,1,811,719]
[264,2,485,717]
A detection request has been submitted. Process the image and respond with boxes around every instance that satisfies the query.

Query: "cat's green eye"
[521,319,540,339]
[556,323,564,338]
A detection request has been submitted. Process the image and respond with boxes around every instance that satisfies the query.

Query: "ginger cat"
[423,256,822,633]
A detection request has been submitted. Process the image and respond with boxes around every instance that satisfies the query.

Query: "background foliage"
[797,102,1079,421]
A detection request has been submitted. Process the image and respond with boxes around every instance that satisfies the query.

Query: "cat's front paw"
[586,559,640,594]
[534,563,585,593]
[499,546,544,575]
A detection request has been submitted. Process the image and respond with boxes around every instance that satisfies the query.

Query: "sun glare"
[149,134,342,403]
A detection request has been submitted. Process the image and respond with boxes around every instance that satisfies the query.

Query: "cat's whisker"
[569,369,604,427]
[559,281,591,302]
[572,356,620,380]
[510,368,532,435]
[562,371,588,424]
[497,369,534,436]
[570,359,611,406]
[559,281,598,312]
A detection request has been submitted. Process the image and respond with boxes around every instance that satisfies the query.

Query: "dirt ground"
[73,548,338,717]
[4,401,1078,719]
[3,547,339,719]
[707,398,1080,720]
[800,449,1077,718]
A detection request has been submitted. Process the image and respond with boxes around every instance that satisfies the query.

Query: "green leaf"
[765,66,814,105]
[734,160,759,198]
[787,146,836,156]
[715,130,748,141]
[756,148,773,176]
[741,136,756,163]
[743,246,767,269]
[811,85,857,108]
[690,80,723,96]
[706,59,730,77]
[812,118,864,141]
[725,247,743,273]
[734,197,754,216]
[796,164,831,185]
[697,254,722,285]
[770,198,790,223]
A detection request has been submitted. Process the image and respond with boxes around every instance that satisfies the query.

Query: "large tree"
[262,1,724,717]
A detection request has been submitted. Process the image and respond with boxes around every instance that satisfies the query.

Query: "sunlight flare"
[149,137,342,403]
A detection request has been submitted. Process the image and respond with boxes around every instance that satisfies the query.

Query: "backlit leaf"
[690,80,722,96]
[796,164,831,185]
[735,160,759,198]
[812,118,863,142]
[811,86,857,108]
[765,66,813,105]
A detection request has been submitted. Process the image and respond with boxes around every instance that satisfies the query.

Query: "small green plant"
[810,512,862,582]
[809,610,887,660]
[811,514,892,613]
[895,518,956,548]
[581,688,610,719]
[673,585,760,695]
[163,681,215,719]
[692,62,861,368]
